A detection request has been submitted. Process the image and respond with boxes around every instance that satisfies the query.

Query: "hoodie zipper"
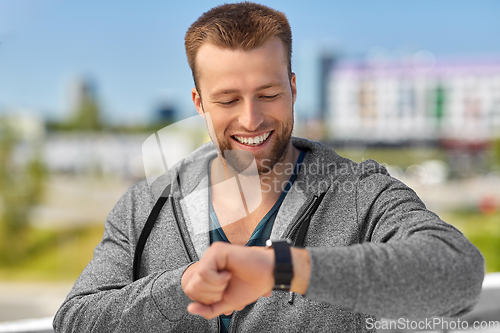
[283,195,319,240]
[224,196,325,331]
[285,190,328,242]
[171,182,326,327]
[282,191,327,305]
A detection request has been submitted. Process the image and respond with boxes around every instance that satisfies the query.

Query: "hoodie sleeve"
[305,160,485,319]
[52,183,209,333]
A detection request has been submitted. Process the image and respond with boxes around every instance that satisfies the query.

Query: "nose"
[238,99,263,131]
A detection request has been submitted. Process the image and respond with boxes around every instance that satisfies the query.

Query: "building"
[327,56,500,145]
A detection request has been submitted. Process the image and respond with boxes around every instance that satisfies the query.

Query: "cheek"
[272,100,293,121]
[209,113,232,134]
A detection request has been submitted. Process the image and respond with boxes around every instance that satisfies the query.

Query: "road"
[0,282,72,322]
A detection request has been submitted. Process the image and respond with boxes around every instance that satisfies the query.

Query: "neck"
[258,141,300,200]
[209,142,300,234]
[210,141,300,206]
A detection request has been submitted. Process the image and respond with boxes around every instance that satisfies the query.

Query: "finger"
[187,300,234,320]
[184,276,227,304]
[262,290,272,297]
[217,270,232,282]
[199,268,232,288]
[197,291,226,305]
[188,270,231,297]
[187,302,220,319]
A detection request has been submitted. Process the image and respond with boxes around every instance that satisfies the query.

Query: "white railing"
[0,317,53,333]
[1,273,499,333]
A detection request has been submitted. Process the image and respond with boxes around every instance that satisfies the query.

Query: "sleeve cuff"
[151,263,195,322]
[304,246,362,311]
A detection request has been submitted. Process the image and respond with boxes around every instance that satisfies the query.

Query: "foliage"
[0,224,104,281]
[0,119,47,264]
[333,147,446,169]
[70,94,102,130]
[493,136,500,168]
[47,78,104,132]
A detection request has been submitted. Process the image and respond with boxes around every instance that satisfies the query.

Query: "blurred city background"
[1,0,499,331]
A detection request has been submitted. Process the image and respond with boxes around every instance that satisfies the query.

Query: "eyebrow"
[209,83,284,99]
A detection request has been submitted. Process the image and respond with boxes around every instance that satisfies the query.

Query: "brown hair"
[185,2,292,89]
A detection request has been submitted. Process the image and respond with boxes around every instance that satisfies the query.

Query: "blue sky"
[0,0,499,124]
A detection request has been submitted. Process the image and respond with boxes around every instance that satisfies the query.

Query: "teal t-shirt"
[208,150,306,332]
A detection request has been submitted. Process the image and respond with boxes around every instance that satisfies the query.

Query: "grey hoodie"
[53,137,485,332]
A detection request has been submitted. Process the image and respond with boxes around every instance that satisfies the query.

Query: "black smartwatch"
[265,239,294,291]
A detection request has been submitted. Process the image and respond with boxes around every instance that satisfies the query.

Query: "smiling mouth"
[232,131,272,146]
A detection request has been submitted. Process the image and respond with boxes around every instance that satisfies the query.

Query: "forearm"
[320,167,487,319]
[305,231,484,319]
[54,265,203,333]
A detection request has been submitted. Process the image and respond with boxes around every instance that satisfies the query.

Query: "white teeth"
[234,132,271,146]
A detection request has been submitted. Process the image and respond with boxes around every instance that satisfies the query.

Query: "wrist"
[262,247,275,295]
[290,247,310,295]
[181,262,198,292]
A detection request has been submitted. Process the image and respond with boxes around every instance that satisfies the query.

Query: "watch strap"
[266,239,294,290]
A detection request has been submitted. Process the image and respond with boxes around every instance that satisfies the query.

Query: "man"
[54,3,484,332]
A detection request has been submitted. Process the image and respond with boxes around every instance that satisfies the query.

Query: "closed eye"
[218,100,237,106]
[261,94,280,100]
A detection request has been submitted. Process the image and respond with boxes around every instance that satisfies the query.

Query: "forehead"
[195,38,289,93]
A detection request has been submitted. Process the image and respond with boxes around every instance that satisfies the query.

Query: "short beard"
[215,115,293,175]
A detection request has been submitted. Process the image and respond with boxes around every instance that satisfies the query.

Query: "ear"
[290,73,297,104]
[192,87,204,115]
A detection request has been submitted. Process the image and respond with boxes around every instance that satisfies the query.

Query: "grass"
[334,147,447,169]
[0,224,105,281]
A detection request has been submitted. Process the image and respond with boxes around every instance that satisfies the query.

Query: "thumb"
[188,300,233,320]
[217,270,232,281]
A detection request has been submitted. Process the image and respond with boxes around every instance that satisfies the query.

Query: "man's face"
[192,38,297,174]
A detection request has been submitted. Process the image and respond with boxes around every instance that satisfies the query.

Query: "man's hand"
[182,242,275,319]
[181,252,232,306]
[181,242,311,319]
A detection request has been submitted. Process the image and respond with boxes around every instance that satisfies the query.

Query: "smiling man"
[54,3,485,333]
[192,37,296,175]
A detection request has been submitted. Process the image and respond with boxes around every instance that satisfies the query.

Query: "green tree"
[0,118,46,264]
[69,93,103,131]
[493,136,500,168]
[50,78,104,132]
